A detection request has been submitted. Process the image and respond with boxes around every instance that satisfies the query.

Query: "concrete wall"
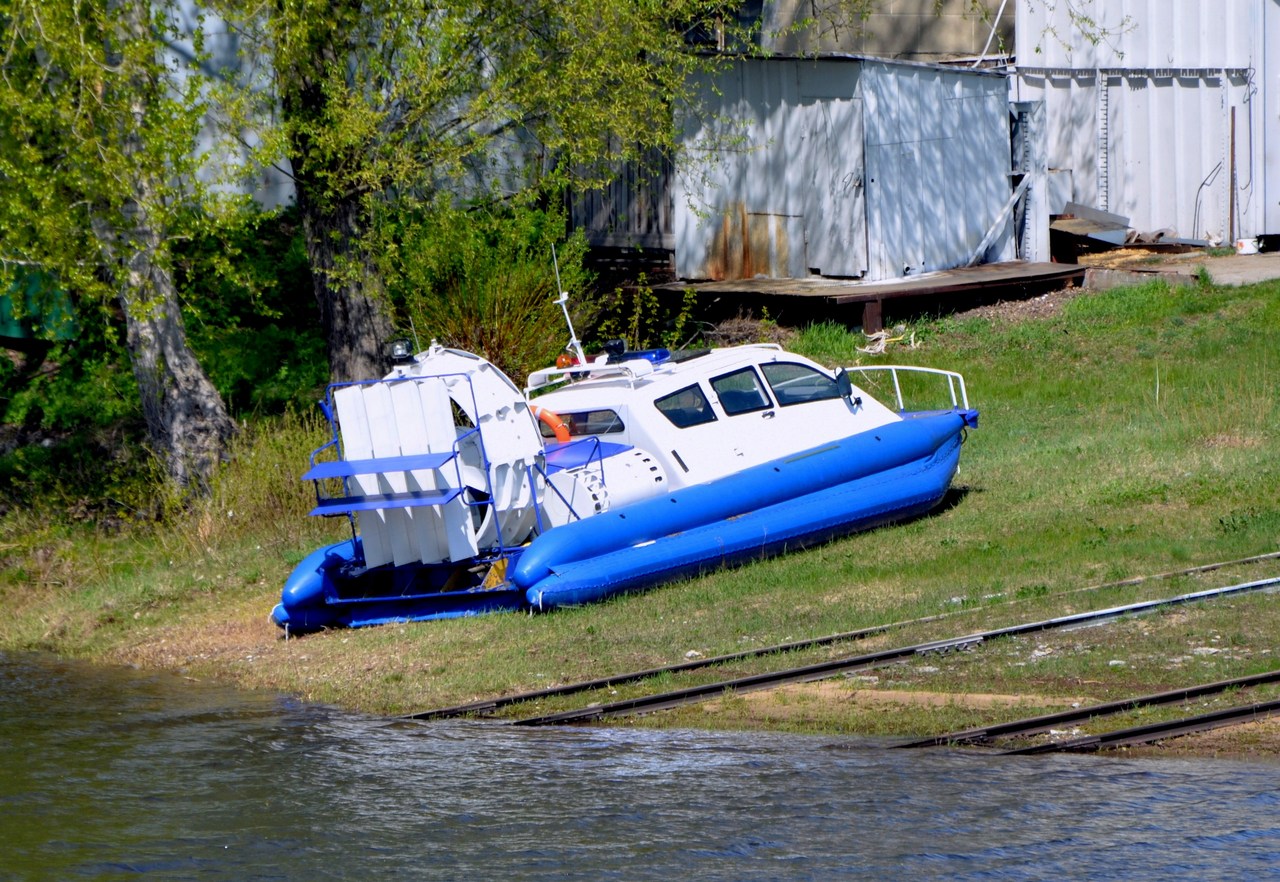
[763,0,1015,62]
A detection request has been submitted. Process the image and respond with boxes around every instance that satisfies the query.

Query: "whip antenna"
[552,244,586,365]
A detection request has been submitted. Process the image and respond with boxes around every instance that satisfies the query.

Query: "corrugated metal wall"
[673,57,1014,282]
[1013,0,1279,241]
[862,61,1013,278]
[673,59,866,280]
[1016,0,1257,70]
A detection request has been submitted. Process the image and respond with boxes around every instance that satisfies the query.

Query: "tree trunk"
[111,221,237,490]
[296,191,395,383]
[92,186,236,490]
[88,0,236,490]
[276,2,397,385]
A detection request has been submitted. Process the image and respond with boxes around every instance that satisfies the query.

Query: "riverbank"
[3,270,1279,757]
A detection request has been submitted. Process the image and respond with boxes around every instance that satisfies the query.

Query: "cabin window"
[537,409,625,438]
[761,362,842,406]
[655,384,717,428]
[711,368,772,415]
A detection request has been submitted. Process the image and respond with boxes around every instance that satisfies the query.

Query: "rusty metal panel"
[675,59,845,280]
[698,205,806,280]
[675,56,1010,283]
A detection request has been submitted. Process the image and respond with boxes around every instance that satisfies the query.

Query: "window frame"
[760,361,843,407]
[654,383,718,429]
[710,367,774,416]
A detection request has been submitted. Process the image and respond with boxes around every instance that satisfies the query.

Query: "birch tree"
[0,0,236,488]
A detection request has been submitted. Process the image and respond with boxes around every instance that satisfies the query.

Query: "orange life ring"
[532,406,571,443]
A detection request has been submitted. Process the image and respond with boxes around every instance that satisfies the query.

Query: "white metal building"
[1013,0,1280,243]
[672,56,1017,282]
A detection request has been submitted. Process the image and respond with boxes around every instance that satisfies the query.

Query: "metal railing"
[844,365,970,413]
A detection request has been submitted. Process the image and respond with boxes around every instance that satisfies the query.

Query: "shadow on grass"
[889,484,978,529]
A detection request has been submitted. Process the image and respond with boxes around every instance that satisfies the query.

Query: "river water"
[3,651,1279,881]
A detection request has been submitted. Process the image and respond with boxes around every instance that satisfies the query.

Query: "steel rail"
[1001,699,1280,754]
[404,621,896,721]
[403,551,1280,721]
[513,575,1280,727]
[893,668,1280,748]
[514,634,985,726]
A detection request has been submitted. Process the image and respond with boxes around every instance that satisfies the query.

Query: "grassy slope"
[2,277,1279,747]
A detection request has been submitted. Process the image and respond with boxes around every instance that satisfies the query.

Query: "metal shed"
[670,56,1016,283]
[1012,0,1280,243]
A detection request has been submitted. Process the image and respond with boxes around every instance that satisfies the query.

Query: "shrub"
[595,278,701,352]
[383,198,592,382]
[174,206,328,415]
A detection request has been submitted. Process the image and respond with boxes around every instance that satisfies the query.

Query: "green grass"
[2,277,1280,739]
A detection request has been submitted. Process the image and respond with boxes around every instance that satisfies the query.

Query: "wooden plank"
[659,262,1086,306]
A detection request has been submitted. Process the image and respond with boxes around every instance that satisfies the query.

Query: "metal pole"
[1229,106,1237,244]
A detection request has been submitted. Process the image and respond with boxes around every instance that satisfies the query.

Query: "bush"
[173,206,328,415]
[383,198,593,382]
[594,277,701,352]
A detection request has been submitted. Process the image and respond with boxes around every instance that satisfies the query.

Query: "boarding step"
[303,451,457,481]
[308,487,466,517]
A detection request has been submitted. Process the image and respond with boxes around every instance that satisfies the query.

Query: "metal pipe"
[972,0,1010,69]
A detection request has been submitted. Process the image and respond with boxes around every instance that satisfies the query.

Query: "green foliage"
[1,347,139,432]
[595,278,701,352]
[173,208,328,414]
[790,320,865,367]
[383,199,592,381]
[0,423,160,518]
[1,0,242,487]
[0,281,140,432]
[225,0,743,214]
[0,0,212,303]
[3,206,326,431]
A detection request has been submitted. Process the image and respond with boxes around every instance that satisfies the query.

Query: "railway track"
[1004,699,1280,754]
[511,574,1280,727]
[404,619,899,721]
[894,669,1280,751]
[405,552,1280,722]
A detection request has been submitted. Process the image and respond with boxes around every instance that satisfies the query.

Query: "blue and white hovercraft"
[272,315,977,632]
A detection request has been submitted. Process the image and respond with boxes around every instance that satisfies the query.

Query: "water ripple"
[5,652,1280,881]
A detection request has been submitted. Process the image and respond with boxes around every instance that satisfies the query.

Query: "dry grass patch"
[1204,433,1263,450]
[724,681,1092,717]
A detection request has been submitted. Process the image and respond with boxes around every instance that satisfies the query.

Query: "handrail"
[845,365,970,412]
[529,435,610,527]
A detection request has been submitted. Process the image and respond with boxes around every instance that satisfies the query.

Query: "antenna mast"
[552,245,586,365]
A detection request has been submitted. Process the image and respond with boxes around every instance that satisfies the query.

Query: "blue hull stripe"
[524,423,963,608]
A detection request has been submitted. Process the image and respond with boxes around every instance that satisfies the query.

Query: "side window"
[711,368,772,415]
[761,362,841,406]
[537,409,625,438]
[655,384,717,429]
